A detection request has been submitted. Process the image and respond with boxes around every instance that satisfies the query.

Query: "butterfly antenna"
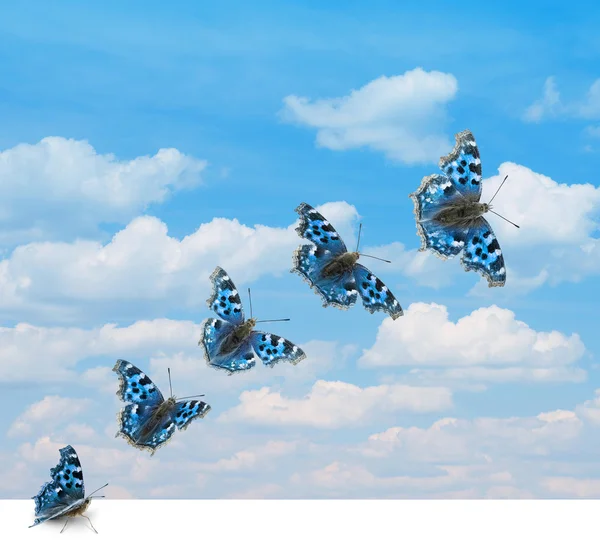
[87,483,109,498]
[168,367,173,398]
[489,210,520,229]
[355,222,363,252]
[487,175,509,205]
[358,253,392,263]
[176,394,205,401]
[255,318,291,323]
[248,288,253,320]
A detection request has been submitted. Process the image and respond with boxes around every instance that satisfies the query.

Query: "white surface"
[3,499,599,556]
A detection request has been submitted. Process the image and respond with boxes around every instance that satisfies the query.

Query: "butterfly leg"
[82,514,98,534]
[60,518,70,533]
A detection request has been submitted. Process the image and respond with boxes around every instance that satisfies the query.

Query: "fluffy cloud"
[523,76,600,122]
[541,476,600,497]
[280,67,458,164]
[0,201,359,323]
[575,389,600,425]
[220,380,453,428]
[0,317,349,396]
[359,303,585,382]
[0,318,200,383]
[290,461,516,498]
[0,137,207,244]
[361,410,583,461]
[200,440,299,472]
[523,77,562,122]
[7,395,91,437]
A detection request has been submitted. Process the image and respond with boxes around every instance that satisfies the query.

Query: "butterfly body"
[30,445,102,532]
[433,198,490,227]
[216,318,257,356]
[62,498,91,518]
[200,267,306,373]
[409,130,507,287]
[291,203,403,319]
[113,360,210,455]
[135,396,177,443]
[321,251,360,278]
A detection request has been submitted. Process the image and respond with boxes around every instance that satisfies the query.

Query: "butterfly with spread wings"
[410,129,516,287]
[200,266,306,374]
[291,203,403,319]
[30,445,107,533]
[113,360,211,456]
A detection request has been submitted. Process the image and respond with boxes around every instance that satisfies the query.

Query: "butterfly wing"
[410,174,470,259]
[113,360,167,452]
[249,331,307,367]
[200,318,256,373]
[172,400,211,431]
[30,445,86,527]
[207,267,245,325]
[461,217,506,287]
[439,129,483,200]
[294,202,348,255]
[113,359,164,406]
[352,264,403,320]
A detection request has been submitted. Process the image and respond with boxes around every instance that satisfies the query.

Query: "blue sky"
[1,1,600,499]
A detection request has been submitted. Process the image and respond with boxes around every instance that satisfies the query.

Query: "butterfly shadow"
[31,508,102,534]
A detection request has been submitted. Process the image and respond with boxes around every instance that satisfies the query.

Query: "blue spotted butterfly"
[113,359,211,455]
[199,266,306,374]
[410,129,507,287]
[291,203,403,319]
[30,445,107,533]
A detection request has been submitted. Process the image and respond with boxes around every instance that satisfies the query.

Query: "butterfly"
[291,202,403,319]
[30,445,107,533]
[199,266,306,374]
[409,129,512,287]
[113,359,211,456]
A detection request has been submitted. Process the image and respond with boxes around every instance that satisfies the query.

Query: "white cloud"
[523,77,562,122]
[280,67,458,164]
[200,440,299,472]
[148,339,357,393]
[0,201,360,322]
[0,137,207,244]
[578,79,600,119]
[220,380,453,428]
[0,317,350,396]
[541,476,600,497]
[523,77,600,122]
[290,461,514,498]
[586,125,600,138]
[0,318,200,383]
[361,410,583,462]
[359,303,585,382]
[575,389,600,425]
[478,164,600,251]
[7,395,91,437]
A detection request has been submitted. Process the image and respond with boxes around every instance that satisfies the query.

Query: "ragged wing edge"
[206,265,228,310]
[408,173,454,262]
[293,202,316,240]
[438,129,476,171]
[460,257,507,288]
